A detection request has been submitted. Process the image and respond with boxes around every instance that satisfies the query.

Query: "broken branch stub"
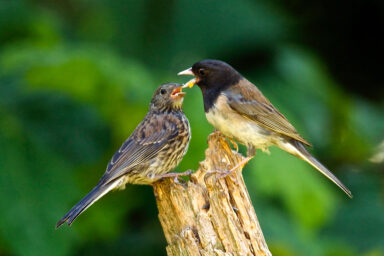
[153,132,271,256]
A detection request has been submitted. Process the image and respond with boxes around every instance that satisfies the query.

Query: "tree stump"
[153,132,271,256]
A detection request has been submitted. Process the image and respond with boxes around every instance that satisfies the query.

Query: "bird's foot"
[154,170,193,185]
[215,156,252,182]
[154,169,193,179]
[204,169,235,183]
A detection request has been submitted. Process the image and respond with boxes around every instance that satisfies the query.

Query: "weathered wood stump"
[153,132,271,256]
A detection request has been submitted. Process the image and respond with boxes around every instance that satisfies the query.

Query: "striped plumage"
[56,83,190,228]
[113,109,190,185]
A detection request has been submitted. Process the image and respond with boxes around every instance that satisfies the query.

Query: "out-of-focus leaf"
[1,44,156,141]
[248,147,336,230]
[0,79,120,255]
[323,173,384,252]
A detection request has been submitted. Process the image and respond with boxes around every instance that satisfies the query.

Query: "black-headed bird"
[56,83,191,228]
[179,59,351,198]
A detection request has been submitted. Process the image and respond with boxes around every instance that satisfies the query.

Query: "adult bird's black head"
[178,60,242,111]
[179,59,242,91]
[150,83,186,112]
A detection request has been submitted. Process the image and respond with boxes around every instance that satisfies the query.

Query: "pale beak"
[177,68,193,76]
[178,67,196,88]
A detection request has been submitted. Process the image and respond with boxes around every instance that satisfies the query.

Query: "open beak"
[178,68,196,88]
[170,86,186,99]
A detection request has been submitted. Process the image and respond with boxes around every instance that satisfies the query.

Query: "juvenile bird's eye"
[160,89,166,95]
[198,68,206,76]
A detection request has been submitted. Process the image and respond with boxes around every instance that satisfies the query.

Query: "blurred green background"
[0,0,383,255]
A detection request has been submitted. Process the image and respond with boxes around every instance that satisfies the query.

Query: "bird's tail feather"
[56,179,119,229]
[282,140,352,198]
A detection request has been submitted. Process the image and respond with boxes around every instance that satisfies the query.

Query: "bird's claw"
[173,176,186,186]
[155,169,192,179]
[204,169,237,183]
[214,156,252,182]
[203,169,231,183]
[215,170,237,183]
[174,169,193,186]
[154,170,193,186]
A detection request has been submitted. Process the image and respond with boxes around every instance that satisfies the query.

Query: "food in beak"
[182,78,196,88]
[171,87,186,99]
[178,67,196,88]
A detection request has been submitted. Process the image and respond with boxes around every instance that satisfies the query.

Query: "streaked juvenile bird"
[56,83,191,228]
[179,59,352,198]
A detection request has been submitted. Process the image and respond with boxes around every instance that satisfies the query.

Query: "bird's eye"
[198,68,206,76]
[160,89,166,95]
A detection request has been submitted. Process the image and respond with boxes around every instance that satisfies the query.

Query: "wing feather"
[100,113,179,184]
[225,80,311,146]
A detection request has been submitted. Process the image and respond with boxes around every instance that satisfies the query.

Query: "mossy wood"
[153,133,271,256]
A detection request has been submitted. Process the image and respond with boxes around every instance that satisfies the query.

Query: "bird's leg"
[247,145,257,158]
[215,156,252,181]
[154,169,193,179]
[215,145,256,181]
[153,170,193,186]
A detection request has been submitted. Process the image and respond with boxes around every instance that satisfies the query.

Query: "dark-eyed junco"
[56,83,191,228]
[179,59,352,198]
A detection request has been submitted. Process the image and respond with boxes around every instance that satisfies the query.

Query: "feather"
[225,79,311,146]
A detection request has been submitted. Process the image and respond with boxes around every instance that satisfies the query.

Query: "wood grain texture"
[153,132,271,256]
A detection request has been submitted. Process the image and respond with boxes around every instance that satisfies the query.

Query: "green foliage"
[0,0,383,255]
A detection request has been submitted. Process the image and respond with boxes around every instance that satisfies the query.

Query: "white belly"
[205,107,274,151]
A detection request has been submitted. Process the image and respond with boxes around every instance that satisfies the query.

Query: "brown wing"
[225,79,311,146]
[100,112,179,184]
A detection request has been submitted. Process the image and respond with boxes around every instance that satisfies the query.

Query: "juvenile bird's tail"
[281,139,352,198]
[56,179,119,229]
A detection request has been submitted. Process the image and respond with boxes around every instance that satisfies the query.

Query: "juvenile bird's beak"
[171,86,186,99]
[178,68,196,88]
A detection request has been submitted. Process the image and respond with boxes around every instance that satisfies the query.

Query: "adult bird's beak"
[178,68,193,76]
[178,68,196,88]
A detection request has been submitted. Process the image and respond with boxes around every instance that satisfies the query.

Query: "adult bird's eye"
[198,68,206,76]
[160,89,166,95]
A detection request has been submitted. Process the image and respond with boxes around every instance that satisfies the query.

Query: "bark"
[153,132,271,256]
